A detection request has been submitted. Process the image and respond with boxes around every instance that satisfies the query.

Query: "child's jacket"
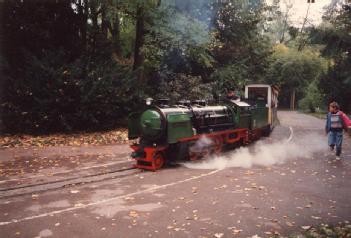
[325,111,348,133]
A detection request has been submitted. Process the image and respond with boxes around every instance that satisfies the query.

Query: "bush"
[210,64,250,96]
[1,49,136,134]
[154,72,213,103]
[298,80,326,112]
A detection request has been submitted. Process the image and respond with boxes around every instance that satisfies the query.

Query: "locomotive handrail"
[177,128,247,142]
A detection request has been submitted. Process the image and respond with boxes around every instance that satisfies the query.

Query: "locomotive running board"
[178,128,249,144]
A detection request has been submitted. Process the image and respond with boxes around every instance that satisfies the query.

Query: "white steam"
[183,133,327,170]
[189,136,214,154]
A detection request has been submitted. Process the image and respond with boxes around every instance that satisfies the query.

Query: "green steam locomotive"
[128,84,279,171]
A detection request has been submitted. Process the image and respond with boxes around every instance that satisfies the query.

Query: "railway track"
[0,160,139,199]
[0,159,133,185]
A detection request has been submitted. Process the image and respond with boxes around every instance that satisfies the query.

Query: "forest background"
[1,0,350,134]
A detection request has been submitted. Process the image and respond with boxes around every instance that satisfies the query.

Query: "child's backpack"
[340,112,351,135]
[340,112,351,127]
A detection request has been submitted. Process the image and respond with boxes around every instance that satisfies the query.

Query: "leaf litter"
[1,128,128,149]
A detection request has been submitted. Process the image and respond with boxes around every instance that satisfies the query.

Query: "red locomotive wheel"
[189,152,198,161]
[153,152,165,170]
[213,136,223,154]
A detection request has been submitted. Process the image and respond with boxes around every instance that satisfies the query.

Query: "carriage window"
[248,88,268,102]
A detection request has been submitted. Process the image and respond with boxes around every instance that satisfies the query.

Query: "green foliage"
[142,2,216,101]
[298,80,326,112]
[319,64,351,113]
[144,0,271,101]
[212,0,272,85]
[267,44,327,89]
[266,44,328,109]
[143,4,214,75]
[2,48,136,133]
[3,0,82,66]
[262,0,294,44]
[1,0,140,133]
[301,223,351,238]
[155,73,213,103]
[210,64,249,96]
[316,8,351,112]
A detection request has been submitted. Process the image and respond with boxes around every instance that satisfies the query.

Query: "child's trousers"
[328,130,343,156]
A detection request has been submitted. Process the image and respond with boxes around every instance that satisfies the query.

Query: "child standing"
[325,102,348,160]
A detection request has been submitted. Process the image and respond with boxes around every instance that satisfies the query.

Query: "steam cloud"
[183,133,327,170]
[189,136,214,154]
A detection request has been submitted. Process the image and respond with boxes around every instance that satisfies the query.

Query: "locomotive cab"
[227,100,251,129]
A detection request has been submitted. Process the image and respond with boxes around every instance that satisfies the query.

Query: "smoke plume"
[183,133,327,170]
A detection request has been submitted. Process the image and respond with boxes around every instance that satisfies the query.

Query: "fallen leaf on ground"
[32,194,39,200]
[124,197,135,201]
[286,222,294,227]
[0,128,129,149]
[129,211,139,218]
[214,233,224,238]
[232,229,242,234]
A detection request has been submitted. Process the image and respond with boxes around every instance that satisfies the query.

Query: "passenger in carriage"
[226,89,239,101]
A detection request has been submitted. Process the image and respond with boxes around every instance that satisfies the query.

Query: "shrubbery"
[155,72,214,103]
[298,80,325,112]
[1,50,137,134]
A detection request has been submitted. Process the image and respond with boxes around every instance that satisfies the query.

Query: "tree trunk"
[0,0,4,132]
[133,5,145,70]
[281,0,293,43]
[78,0,88,52]
[290,89,296,110]
[101,4,108,39]
[298,1,311,51]
[90,1,99,54]
[111,12,122,56]
[279,9,291,43]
